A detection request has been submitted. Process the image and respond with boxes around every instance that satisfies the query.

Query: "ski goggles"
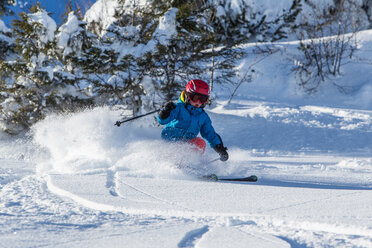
[187,92,209,103]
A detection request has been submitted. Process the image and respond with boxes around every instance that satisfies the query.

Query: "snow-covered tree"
[58,6,144,114]
[55,11,98,99]
[135,1,244,102]
[83,0,165,111]
[0,4,92,134]
[207,0,302,43]
[84,0,242,106]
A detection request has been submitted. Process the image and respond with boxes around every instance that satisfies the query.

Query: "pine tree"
[139,0,241,102]
[0,4,92,134]
[83,0,156,113]
[84,0,242,107]
[208,0,302,43]
[56,10,98,100]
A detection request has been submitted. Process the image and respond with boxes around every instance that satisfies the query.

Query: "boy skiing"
[157,79,229,162]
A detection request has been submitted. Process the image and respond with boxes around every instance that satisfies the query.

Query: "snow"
[150,8,178,47]
[56,12,82,57]
[0,19,10,33]
[108,6,179,59]
[28,9,56,43]
[0,19,12,44]
[2,4,372,248]
[84,0,120,35]
[1,94,372,247]
[229,30,372,110]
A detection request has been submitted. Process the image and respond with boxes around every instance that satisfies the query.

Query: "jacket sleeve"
[200,114,222,148]
[157,104,179,125]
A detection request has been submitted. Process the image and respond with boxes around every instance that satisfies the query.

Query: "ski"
[218,175,258,182]
[202,174,258,182]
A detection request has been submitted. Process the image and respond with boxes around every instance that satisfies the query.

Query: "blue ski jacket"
[157,92,222,148]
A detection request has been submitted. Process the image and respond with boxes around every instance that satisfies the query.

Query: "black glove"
[214,143,229,161]
[159,102,176,119]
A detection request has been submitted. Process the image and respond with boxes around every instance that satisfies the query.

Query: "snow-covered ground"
[0,99,371,247]
[2,29,372,248]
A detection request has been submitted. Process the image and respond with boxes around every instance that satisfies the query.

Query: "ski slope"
[1,101,371,248]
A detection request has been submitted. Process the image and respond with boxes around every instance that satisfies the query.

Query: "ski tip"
[250,175,258,182]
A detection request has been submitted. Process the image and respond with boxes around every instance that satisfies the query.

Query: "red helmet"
[185,79,210,95]
[185,79,210,107]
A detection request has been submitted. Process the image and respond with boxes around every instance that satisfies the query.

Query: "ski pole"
[206,158,220,164]
[115,109,160,127]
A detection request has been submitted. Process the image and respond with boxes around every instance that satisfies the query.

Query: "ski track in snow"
[117,177,197,213]
[1,102,372,247]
